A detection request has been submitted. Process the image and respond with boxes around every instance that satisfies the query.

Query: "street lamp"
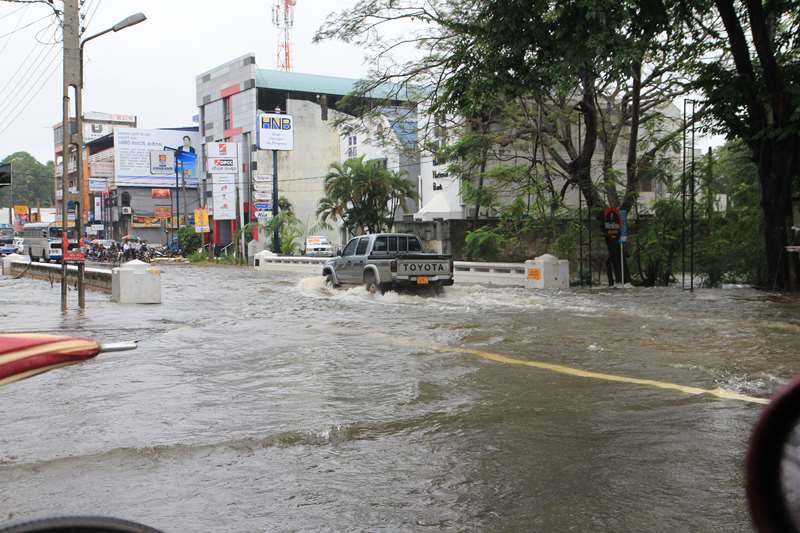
[60,7,146,310]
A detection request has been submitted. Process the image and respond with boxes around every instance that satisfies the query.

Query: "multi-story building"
[53,111,137,233]
[85,126,203,243]
[195,53,419,250]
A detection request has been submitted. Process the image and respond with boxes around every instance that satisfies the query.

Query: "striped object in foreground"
[0,334,101,386]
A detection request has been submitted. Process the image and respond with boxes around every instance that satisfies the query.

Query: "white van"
[303,235,334,257]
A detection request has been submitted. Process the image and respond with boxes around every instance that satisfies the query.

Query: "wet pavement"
[1,265,799,531]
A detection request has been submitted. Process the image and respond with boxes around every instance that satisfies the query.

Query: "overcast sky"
[0,0,366,162]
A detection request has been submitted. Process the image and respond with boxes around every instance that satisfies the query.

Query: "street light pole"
[59,8,147,310]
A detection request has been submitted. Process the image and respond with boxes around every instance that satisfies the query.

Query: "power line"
[0,52,61,136]
[82,0,101,33]
[0,2,26,21]
[0,1,29,57]
[0,28,51,95]
[0,11,51,38]
[0,44,59,120]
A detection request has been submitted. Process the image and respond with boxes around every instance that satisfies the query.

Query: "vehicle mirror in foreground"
[0,515,162,532]
[747,375,800,533]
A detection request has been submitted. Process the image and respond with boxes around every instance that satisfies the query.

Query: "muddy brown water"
[2,265,799,531]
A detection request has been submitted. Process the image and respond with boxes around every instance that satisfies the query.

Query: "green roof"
[256,69,411,101]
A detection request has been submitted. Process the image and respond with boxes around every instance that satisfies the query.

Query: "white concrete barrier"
[253,254,572,288]
[253,252,327,275]
[112,260,161,304]
[525,254,570,289]
[2,253,28,275]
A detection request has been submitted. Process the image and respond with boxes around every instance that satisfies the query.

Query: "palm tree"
[317,156,418,235]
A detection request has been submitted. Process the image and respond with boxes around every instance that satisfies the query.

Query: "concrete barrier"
[253,254,570,288]
[5,259,113,293]
[253,253,327,274]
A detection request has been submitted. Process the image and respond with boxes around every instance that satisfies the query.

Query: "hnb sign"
[257,112,294,151]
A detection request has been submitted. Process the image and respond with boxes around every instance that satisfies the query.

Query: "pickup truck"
[323,233,454,294]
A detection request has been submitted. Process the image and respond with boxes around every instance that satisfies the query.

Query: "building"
[195,53,419,251]
[53,111,137,232]
[85,127,203,243]
[414,101,688,221]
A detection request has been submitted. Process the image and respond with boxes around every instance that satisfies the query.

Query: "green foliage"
[317,156,417,235]
[187,249,209,263]
[635,199,683,286]
[0,152,54,208]
[177,225,201,255]
[260,210,304,255]
[464,226,507,261]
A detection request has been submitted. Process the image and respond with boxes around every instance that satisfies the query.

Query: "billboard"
[114,128,201,187]
[207,142,239,174]
[257,113,294,150]
[212,175,236,220]
[194,207,210,233]
[150,150,175,176]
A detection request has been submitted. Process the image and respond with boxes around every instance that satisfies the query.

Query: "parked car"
[303,235,334,257]
[323,233,453,294]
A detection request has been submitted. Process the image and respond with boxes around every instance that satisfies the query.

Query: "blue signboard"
[176,150,198,187]
[620,208,629,243]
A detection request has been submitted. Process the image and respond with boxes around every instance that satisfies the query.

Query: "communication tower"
[272,0,296,71]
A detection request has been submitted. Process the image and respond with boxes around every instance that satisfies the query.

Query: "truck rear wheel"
[364,272,383,295]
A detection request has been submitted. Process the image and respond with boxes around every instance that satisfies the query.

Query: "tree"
[318,0,689,284]
[678,0,800,289]
[0,152,54,209]
[317,156,417,234]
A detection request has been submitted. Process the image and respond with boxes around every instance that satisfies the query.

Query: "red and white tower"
[272,0,296,71]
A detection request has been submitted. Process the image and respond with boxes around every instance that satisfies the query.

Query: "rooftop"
[256,69,413,102]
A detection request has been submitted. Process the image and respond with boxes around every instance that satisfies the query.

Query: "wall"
[256,98,345,249]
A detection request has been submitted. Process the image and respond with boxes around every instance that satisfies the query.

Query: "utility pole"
[62,0,81,310]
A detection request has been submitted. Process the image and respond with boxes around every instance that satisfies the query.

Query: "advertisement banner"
[176,150,198,186]
[207,142,239,174]
[211,175,236,220]
[132,215,186,228]
[114,128,201,187]
[150,150,175,176]
[94,196,102,222]
[154,207,172,219]
[257,113,294,151]
[194,207,210,233]
[151,189,171,198]
[89,178,108,192]
[14,205,28,216]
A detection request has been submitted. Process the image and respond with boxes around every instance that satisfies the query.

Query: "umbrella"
[0,334,136,386]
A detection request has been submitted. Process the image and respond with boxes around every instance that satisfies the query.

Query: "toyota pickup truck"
[322,233,453,294]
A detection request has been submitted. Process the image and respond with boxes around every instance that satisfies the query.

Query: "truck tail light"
[391,259,397,273]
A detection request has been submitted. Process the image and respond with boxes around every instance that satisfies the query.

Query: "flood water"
[1,265,799,531]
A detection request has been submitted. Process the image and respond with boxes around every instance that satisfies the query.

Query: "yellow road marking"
[430,346,769,405]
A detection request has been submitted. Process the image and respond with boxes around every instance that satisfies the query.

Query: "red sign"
[154,207,172,219]
[64,250,85,262]
[151,189,171,198]
[604,208,621,243]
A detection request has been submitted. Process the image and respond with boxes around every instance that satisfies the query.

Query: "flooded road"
[1,265,799,531]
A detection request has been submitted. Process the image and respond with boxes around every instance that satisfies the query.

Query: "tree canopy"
[0,151,54,209]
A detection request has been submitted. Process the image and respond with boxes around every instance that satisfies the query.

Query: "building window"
[432,120,447,166]
[347,135,357,159]
[223,97,232,130]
